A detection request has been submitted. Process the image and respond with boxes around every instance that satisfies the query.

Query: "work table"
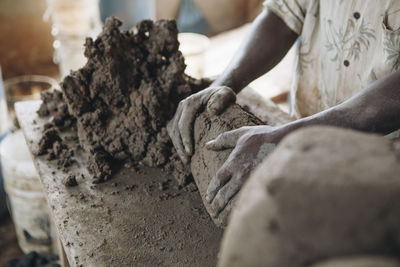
[16,100,223,267]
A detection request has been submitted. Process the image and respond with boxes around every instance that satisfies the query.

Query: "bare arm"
[212,9,298,93]
[276,70,400,139]
[168,9,298,163]
[206,70,400,216]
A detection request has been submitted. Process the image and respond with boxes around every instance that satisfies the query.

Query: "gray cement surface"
[16,100,223,267]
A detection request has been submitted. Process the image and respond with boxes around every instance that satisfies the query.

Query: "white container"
[0,66,9,218]
[0,131,58,254]
[178,32,210,78]
[44,0,102,77]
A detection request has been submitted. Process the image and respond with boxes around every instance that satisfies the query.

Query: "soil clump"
[62,174,78,187]
[38,17,210,184]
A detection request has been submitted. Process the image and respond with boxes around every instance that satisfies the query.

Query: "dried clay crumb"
[62,174,78,187]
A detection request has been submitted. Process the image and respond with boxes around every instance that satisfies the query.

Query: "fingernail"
[211,211,218,219]
[210,202,220,219]
[206,178,221,202]
[179,154,188,165]
[205,193,211,203]
[205,188,213,202]
[207,103,217,115]
[206,188,216,203]
[205,141,213,149]
[184,145,191,155]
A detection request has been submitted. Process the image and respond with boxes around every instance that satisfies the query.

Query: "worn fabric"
[264,0,400,119]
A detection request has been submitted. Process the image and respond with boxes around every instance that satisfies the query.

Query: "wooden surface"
[15,100,223,267]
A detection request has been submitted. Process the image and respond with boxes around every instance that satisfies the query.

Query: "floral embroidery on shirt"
[384,31,400,71]
[274,2,289,16]
[265,0,400,118]
[297,40,313,75]
[325,18,375,68]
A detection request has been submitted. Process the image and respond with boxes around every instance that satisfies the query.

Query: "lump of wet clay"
[60,17,210,183]
[37,128,62,156]
[218,126,400,267]
[191,104,264,227]
[37,120,76,172]
[36,17,270,228]
[37,90,75,129]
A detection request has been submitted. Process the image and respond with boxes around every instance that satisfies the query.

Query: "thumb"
[206,131,239,151]
[207,86,236,115]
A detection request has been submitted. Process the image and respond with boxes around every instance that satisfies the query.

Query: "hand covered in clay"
[205,125,279,217]
[167,86,236,164]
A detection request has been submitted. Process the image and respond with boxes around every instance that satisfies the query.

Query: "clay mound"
[60,17,210,183]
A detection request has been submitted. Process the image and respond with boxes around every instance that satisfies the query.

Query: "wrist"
[252,125,287,145]
[211,75,241,93]
[270,122,303,143]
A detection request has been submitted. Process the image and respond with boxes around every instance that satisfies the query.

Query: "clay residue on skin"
[191,105,264,227]
[39,17,210,184]
[256,143,276,163]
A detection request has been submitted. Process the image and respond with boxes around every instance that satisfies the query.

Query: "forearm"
[276,70,400,141]
[212,10,298,93]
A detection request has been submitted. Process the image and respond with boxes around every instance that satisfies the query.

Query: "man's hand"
[167,86,236,164]
[205,125,280,217]
[167,9,298,164]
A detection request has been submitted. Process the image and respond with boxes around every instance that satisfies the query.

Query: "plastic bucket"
[178,32,209,78]
[0,66,9,218]
[0,130,58,254]
[0,131,9,218]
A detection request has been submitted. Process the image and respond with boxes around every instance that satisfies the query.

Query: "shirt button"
[344,60,350,67]
[353,12,360,20]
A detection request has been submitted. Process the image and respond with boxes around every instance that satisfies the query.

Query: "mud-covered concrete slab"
[16,101,223,267]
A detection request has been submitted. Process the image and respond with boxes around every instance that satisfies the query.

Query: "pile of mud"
[38,17,210,184]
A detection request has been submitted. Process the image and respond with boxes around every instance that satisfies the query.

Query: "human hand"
[205,125,279,217]
[167,86,236,164]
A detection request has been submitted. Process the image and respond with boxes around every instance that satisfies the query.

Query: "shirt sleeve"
[263,0,308,35]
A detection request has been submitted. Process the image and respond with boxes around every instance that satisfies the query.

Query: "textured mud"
[218,127,400,267]
[19,100,223,266]
[37,90,75,130]
[191,104,264,227]
[37,90,78,172]
[38,17,209,184]
[36,17,267,230]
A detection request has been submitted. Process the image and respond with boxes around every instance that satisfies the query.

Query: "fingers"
[205,128,248,151]
[178,101,198,155]
[207,86,236,115]
[206,147,252,217]
[206,133,237,151]
[206,163,232,203]
[167,110,189,164]
[209,171,245,218]
[219,196,236,219]
[167,86,236,164]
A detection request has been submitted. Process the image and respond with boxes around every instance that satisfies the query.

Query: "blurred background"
[0,0,295,265]
[0,0,264,81]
